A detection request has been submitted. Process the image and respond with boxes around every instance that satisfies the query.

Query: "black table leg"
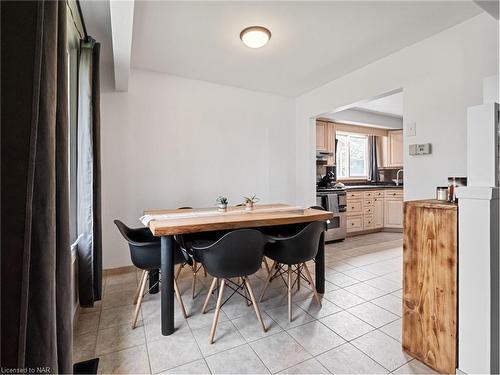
[161,236,175,335]
[315,231,325,294]
[149,269,159,294]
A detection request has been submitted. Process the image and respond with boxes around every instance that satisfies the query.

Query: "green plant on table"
[243,195,260,204]
[216,196,228,205]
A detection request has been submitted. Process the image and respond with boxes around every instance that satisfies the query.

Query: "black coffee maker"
[317,166,337,189]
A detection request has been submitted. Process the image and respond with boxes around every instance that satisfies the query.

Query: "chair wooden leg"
[240,277,251,306]
[287,265,292,322]
[175,264,183,280]
[263,257,271,276]
[259,261,277,302]
[202,277,217,314]
[209,279,225,344]
[297,264,301,291]
[244,277,267,333]
[303,262,321,306]
[192,260,197,299]
[132,270,148,329]
[174,278,188,319]
[134,270,147,304]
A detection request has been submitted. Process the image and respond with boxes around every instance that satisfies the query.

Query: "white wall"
[295,14,499,205]
[101,70,295,268]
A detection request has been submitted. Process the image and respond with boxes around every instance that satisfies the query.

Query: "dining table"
[142,203,333,336]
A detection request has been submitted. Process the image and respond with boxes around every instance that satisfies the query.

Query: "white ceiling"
[82,1,483,97]
[355,92,403,117]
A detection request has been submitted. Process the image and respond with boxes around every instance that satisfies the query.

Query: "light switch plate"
[407,122,416,137]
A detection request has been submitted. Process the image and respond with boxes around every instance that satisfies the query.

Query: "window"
[336,132,368,179]
[66,2,82,246]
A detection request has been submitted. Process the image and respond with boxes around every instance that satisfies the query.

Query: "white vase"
[218,204,227,212]
[245,203,254,211]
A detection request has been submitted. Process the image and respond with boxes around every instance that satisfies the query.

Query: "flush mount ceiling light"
[240,26,271,49]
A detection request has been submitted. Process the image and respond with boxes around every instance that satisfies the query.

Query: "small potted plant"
[216,196,228,211]
[243,195,259,211]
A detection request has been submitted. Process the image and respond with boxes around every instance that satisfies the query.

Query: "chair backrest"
[309,205,325,211]
[265,221,325,265]
[114,220,161,270]
[192,229,267,278]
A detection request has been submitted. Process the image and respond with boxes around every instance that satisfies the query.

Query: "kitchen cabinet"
[346,188,403,234]
[387,129,403,167]
[384,197,403,229]
[403,200,457,374]
[347,216,363,232]
[373,197,384,228]
[316,120,336,165]
[346,189,392,233]
[316,121,329,152]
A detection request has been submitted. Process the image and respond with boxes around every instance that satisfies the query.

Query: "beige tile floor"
[73,232,438,374]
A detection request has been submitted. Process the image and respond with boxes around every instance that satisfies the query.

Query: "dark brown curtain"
[92,42,103,304]
[1,1,72,372]
[367,135,379,182]
[77,39,103,306]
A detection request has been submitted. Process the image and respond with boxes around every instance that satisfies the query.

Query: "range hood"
[316,151,333,162]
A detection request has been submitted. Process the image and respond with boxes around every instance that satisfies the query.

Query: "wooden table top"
[144,204,333,236]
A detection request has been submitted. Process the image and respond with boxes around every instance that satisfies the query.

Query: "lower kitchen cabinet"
[373,197,384,228]
[346,188,403,234]
[347,215,363,232]
[384,199,403,228]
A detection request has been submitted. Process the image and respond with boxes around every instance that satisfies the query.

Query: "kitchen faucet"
[396,169,404,186]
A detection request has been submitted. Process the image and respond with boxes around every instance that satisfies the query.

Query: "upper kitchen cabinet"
[316,120,336,165]
[316,121,330,152]
[387,129,403,167]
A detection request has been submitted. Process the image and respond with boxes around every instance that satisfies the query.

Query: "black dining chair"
[259,221,325,322]
[191,229,268,344]
[114,220,188,328]
[174,207,230,299]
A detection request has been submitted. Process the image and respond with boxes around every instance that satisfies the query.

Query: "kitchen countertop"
[344,184,403,190]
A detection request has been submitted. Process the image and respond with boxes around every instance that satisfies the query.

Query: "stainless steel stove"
[316,188,347,241]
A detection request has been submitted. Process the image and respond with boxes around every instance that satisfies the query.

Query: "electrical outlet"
[407,122,416,137]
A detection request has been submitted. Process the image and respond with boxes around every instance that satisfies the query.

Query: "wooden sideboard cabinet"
[403,200,458,374]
